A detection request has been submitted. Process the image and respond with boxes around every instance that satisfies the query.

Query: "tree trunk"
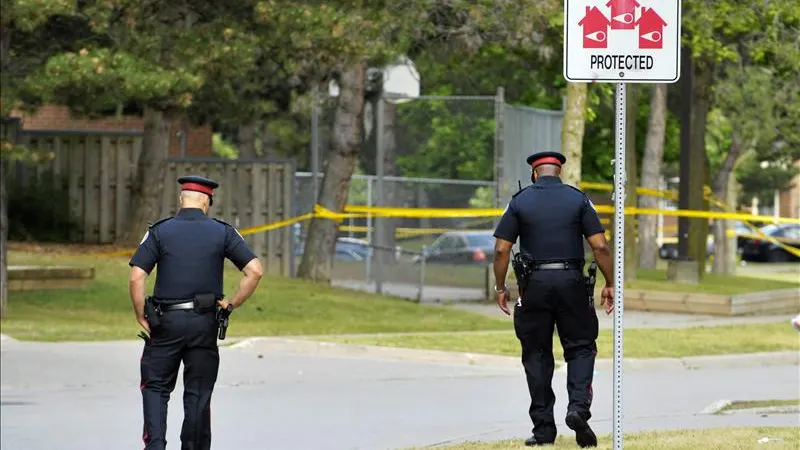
[1,22,10,321]
[374,99,399,267]
[120,107,172,245]
[711,136,742,274]
[260,121,279,158]
[296,62,366,283]
[637,84,668,269]
[688,59,713,280]
[237,122,257,158]
[560,83,588,187]
[624,85,639,281]
[0,156,7,320]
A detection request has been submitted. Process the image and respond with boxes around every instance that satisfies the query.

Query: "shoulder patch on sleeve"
[214,218,245,240]
[139,230,150,245]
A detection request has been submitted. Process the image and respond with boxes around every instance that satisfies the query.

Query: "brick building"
[9,104,213,157]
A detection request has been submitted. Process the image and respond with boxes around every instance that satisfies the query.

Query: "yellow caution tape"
[60,186,800,259]
[705,191,800,258]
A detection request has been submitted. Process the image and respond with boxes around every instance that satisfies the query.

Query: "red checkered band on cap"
[531,156,563,167]
[181,182,214,196]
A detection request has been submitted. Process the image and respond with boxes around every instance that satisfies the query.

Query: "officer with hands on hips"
[492,152,615,448]
[129,175,264,450]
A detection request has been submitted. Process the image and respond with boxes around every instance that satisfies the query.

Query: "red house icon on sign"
[606,0,639,30]
[635,7,667,49]
[578,6,611,49]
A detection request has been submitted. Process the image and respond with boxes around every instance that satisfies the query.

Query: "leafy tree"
[1,0,89,320]
[666,0,800,279]
[18,1,267,245]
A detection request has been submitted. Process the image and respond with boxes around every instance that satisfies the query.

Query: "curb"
[700,399,732,414]
[228,338,800,370]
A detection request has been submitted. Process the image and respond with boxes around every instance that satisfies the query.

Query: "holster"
[585,261,598,307]
[143,296,162,329]
[193,293,217,313]
[511,252,534,298]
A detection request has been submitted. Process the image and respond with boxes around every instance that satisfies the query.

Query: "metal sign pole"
[612,82,627,450]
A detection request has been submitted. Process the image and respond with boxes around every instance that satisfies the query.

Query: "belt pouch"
[194,293,217,313]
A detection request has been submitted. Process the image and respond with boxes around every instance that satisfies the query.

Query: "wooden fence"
[6,130,297,276]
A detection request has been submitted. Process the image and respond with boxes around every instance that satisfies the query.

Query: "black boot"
[565,411,597,448]
[524,436,555,446]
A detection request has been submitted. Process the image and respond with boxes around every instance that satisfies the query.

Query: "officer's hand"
[496,287,510,316]
[600,286,615,315]
[217,299,234,311]
[137,316,150,333]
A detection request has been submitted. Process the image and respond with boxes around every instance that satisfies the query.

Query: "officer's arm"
[129,229,159,323]
[224,226,263,308]
[581,198,614,285]
[492,202,520,291]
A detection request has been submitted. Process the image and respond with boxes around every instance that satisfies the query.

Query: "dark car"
[737,224,800,263]
[294,237,371,262]
[659,221,751,260]
[414,230,496,265]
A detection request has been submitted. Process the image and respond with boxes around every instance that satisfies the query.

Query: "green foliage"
[735,155,799,206]
[395,98,495,181]
[7,173,81,241]
[468,186,494,208]
[212,133,238,159]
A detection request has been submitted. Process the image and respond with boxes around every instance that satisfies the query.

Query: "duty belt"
[533,261,582,271]
[155,300,195,312]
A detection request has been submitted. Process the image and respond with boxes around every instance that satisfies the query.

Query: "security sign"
[564,0,681,83]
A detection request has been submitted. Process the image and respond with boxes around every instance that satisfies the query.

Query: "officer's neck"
[535,175,561,184]
[179,206,208,216]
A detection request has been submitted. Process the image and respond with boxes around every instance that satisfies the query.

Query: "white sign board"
[563,0,682,83]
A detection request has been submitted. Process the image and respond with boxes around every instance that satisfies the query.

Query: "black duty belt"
[157,301,195,312]
[533,261,582,271]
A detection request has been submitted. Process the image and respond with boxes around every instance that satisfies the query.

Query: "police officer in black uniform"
[492,152,615,448]
[129,175,264,450]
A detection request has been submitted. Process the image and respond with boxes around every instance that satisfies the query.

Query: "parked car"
[294,237,371,262]
[658,221,752,260]
[737,224,800,262]
[413,230,496,265]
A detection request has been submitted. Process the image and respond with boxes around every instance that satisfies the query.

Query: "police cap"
[177,175,219,205]
[526,151,567,169]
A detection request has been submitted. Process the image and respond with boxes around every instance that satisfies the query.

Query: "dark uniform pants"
[140,308,220,450]
[513,268,599,442]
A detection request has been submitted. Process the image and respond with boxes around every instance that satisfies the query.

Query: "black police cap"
[177,175,219,204]
[526,151,567,168]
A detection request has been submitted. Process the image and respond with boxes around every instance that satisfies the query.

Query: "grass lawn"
[2,249,508,342]
[316,322,800,359]
[412,427,800,450]
[717,399,799,413]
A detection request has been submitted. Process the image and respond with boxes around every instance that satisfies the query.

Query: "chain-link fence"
[291,90,565,302]
[293,93,504,302]
[294,173,496,302]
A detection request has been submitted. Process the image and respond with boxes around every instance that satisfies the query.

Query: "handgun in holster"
[143,296,162,329]
[585,261,598,307]
[217,303,233,340]
[511,250,534,298]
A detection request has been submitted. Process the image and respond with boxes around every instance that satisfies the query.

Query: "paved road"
[2,338,798,450]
